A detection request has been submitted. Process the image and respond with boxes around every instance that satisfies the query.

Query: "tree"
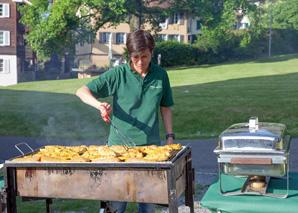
[18,0,188,59]
[193,0,259,61]
[267,0,298,30]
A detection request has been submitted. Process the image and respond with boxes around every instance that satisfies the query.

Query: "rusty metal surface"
[16,168,169,204]
[4,145,191,205]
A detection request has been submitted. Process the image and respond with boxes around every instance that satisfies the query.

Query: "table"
[0,176,3,213]
[201,172,298,213]
[0,177,3,188]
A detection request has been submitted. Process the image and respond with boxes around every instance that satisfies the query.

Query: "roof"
[12,0,33,6]
[146,0,173,9]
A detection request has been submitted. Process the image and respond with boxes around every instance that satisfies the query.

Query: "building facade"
[0,0,34,86]
[75,11,202,68]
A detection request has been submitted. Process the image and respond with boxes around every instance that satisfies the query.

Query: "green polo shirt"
[86,61,174,146]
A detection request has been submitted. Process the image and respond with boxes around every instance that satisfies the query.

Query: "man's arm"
[76,86,112,117]
[160,106,174,145]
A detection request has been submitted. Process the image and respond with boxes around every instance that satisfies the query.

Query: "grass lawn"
[1,53,298,141]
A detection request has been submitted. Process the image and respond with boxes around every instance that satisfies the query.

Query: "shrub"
[152,40,197,67]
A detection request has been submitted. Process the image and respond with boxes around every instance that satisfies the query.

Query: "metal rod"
[269,0,273,57]
[15,142,33,156]
[107,117,136,148]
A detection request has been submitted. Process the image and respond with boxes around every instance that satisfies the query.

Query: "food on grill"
[67,145,88,154]
[97,146,118,157]
[165,143,182,150]
[31,145,81,160]
[11,143,182,163]
[92,158,121,163]
[12,156,41,162]
[81,148,117,160]
[41,156,66,162]
[120,148,144,160]
[109,145,127,154]
[125,157,152,163]
[68,157,90,162]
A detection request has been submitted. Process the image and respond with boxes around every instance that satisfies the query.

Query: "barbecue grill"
[214,117,291,198]
[1,144,194,213]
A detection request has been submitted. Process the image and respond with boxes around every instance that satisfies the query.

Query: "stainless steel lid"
[216,117,288,152]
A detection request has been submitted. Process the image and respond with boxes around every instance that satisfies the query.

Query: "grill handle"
[231,158,272,165]
[15,142,33,156]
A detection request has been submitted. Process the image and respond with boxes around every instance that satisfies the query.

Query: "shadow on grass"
[170,71,298,139]
[1,66,298,143]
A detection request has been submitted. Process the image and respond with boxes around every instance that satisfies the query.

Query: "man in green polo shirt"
[76,29,175,213]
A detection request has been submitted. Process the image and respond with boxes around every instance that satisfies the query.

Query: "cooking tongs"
[101,106,135,149]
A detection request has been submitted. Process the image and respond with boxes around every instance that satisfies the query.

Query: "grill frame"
[1,144,194,213]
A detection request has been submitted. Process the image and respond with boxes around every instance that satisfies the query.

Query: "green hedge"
[124,28,298,67]
[152,40,197,67]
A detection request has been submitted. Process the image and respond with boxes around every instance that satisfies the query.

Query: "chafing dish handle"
[231,158,272,165]
[15,142,33,156]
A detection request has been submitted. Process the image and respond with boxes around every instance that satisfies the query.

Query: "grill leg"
[3,167,17,213]
[46,198,52,213]
[100,201,116,213]
[185,152,194,213]
[167,169,178,213]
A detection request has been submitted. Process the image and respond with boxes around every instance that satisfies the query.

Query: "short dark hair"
[126,30,155,57]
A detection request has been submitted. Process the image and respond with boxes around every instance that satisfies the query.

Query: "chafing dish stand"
[214,117,291,198]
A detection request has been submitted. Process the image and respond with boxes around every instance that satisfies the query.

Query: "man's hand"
[166,137,174,145]
[99,102,112,122]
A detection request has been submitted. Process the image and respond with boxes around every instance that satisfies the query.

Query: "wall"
[0,55,17,86]
[75,12,193,67]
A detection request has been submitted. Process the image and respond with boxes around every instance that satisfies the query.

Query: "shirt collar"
[126,60,155,74]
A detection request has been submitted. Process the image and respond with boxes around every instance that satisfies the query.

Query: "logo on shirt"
[149,85,163,89]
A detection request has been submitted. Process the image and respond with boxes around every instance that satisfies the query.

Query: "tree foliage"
[264,0,298,30]
[18,0,188,59]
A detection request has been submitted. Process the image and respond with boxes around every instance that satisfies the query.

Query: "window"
[0,59,10,74]
[0,59,3,73]
[0,4,10,18]
[0,31,10,46]
[169,35,184,43]
[80,40,84,46]
[116,33,126,44]
[171,13,179,24]
[196,20,203,30]
[103,32,111,43]
[188,35,197,44]
[170,35,179,41]
[157,34,167,41]
[88,35,91,44]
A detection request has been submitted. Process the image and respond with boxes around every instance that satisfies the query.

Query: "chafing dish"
[214,117,291,198]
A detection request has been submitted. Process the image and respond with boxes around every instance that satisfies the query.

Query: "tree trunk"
[129,0,142,32]
[129,14,141,32]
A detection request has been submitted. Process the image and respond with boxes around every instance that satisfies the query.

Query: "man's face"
[130,48,152,74]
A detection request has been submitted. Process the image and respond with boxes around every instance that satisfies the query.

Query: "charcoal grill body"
[1,145,194,213]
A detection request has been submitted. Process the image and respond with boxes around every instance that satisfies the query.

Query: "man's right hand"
[99,102,112,122]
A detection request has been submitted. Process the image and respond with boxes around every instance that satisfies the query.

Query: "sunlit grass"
[1,54,298,141]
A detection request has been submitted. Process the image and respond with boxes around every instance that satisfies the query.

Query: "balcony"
[17,45,34,58]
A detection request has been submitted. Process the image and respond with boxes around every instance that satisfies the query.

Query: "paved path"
[1,136,298,172]
[0,136,219,172]
[1,136,297,212]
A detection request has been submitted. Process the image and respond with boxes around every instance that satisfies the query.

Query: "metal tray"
[218,118,287,152]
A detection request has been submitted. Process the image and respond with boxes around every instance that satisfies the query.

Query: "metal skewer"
[100,105,136,149]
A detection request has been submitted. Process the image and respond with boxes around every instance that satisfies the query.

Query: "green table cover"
[0,176,3,189]
[201,172,298,213]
